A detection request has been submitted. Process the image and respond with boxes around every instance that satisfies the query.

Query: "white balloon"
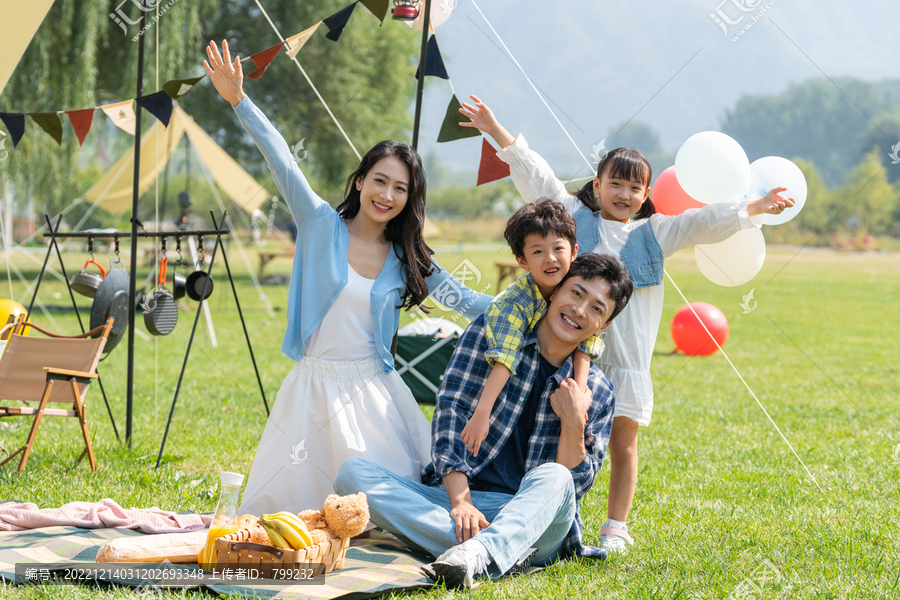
[748,156,808,226]
[675,132,751,205]
[406,0,455,31]
[694,227,766,287]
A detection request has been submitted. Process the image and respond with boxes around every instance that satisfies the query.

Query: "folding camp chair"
[0,314,113,473]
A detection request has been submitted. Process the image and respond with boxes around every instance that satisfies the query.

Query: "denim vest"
[573,204,664,289]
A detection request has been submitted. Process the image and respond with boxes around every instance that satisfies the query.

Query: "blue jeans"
[334,457,577,576]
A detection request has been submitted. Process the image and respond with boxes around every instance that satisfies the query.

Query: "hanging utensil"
[144,250,178,336]
[186,234,214,301]
[70,237,107,298]
[90,254,130,353]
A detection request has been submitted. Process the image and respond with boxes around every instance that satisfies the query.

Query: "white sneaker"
[421,540,490,589]
[600,524,634,554]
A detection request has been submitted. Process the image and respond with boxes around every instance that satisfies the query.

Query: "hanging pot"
[70,259,107,298]
[90,258,130,353]
[172,264,187,301]
[186,267,214,302]
[144,256,178,336]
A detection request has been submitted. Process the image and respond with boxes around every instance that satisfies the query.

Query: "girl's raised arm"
[459,95,572,209]
[204,40,329,225]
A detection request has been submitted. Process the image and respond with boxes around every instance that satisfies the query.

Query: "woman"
[203,41,493,514]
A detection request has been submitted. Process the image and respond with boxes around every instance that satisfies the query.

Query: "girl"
[460,95,793,552]
[203,41,493,515]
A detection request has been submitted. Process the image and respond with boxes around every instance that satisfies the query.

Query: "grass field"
[0,237,898,599]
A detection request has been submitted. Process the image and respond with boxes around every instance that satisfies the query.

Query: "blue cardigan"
[233,96,493,373]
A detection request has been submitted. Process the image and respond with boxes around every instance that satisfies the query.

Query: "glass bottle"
[198,471,244,571]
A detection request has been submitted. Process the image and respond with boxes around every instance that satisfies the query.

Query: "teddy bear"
[297,492,370,546]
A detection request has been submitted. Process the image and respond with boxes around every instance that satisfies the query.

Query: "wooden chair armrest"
[0,323,15,338]
[43,367,98,379]
[23,321,110,339]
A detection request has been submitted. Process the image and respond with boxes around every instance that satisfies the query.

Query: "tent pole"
[410,0,432,150]
[126,8,149,448]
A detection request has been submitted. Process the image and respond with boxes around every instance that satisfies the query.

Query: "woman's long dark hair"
[335,140,435,312]
[570,147,656,220]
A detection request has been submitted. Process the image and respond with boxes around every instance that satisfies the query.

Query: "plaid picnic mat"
[0,526,434,599]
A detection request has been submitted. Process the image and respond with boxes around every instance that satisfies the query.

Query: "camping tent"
[0,0,55,97]
[81,105,271,215]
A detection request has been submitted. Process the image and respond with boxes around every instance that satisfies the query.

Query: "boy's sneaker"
[421,540,490,589]
[600,524,634,554]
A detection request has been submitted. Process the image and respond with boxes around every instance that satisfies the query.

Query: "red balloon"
[670,302,729,356]
[652,166,705,216]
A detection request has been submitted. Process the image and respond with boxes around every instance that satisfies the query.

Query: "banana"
[262,515,306,550]
[272,513,314,548]
[260,519,290,549]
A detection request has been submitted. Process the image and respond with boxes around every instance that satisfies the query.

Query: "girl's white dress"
[239,263,433,515]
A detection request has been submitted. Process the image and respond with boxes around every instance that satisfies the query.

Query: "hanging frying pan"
[90,258,130,353]
[186,268,213,301]
[144,256,178,336]
[70,259,107,298]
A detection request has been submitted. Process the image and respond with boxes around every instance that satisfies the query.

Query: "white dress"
[497,134,761,426]
[239,264,433,515]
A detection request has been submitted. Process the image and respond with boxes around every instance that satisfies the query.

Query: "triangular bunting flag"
[360,0,389,24]
[0,113,26,147]
[163,76,203,99]
[477,137,511,186]
[65,108,95,148]
[323,2,357,42]
[415,34,449,80]
[101,100,137,135]
[30,112,63,145]
[285,23,322,59]
[437,95,481,143]
[136,91,173,128]
[247,42,284,79]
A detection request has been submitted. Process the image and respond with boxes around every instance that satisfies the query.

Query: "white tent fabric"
[80,105,270,215]
[0,0,55,96]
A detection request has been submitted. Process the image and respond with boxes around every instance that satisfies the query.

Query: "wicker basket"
[213,528,350,579]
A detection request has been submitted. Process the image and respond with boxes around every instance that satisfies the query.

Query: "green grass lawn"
[1,238,898,599]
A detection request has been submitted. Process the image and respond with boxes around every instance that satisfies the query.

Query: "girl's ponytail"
[572,179,601,213]
[633,198,656,220]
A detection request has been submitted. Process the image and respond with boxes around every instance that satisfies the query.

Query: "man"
[335,253,633,588]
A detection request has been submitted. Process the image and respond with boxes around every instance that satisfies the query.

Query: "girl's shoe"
[599,524,634,553]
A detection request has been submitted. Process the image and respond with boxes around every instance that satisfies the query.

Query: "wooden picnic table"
[258,245,295,280]
[495,260,522,290]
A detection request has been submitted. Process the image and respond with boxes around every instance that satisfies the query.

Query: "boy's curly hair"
[503,198,578,259]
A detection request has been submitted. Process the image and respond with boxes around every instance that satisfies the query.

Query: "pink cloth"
[0,498,211,534]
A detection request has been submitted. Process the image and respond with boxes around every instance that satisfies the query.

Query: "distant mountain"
[412,0,900,186]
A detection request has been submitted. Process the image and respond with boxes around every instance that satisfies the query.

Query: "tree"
[835,148,899,236]
[183,0,418,204]
[857,108,900,183]
[721,78,900,186]
[605,120,673,178]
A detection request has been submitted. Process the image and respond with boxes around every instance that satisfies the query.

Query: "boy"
[461,199,605,456]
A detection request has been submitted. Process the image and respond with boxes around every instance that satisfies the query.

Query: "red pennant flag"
[247,42,284,79]
[65,108,95,148]
[477,137,510,186]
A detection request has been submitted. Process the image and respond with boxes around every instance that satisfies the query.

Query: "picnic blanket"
[0,525,434,599]
[0,498,211,534]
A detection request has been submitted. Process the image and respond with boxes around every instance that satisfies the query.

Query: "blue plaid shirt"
[421,313,616,560]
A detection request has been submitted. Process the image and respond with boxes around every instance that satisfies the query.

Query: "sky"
[409,0,900,181]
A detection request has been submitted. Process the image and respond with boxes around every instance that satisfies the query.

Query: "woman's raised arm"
[204,40,329,225]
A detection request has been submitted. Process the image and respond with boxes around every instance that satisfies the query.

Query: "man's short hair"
[503,199,578,259]
[558,253,633,323]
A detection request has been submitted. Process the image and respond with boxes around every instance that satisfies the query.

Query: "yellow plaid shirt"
[484,273,605,376]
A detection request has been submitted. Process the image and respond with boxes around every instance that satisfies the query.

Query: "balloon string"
[664,269,826,497]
